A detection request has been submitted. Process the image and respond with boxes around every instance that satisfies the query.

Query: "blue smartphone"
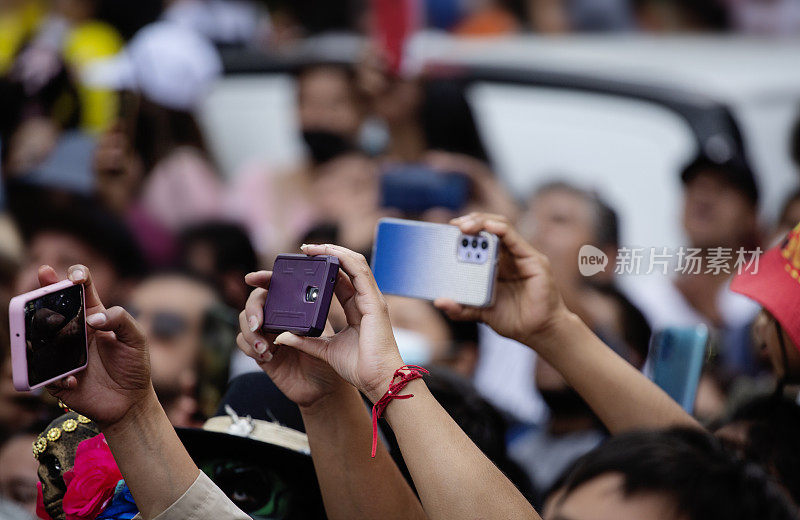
[650,326,709,413]
[380,165,470,213]
[371,218,499,307]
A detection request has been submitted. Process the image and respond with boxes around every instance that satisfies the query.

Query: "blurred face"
[521,189,596,283]
[753,309,800,381]
[312,154,379,221]
[14,232,117,302]
[128,276,215,400]
[298,67,362,139]
[544,474,681,520]
[385,296,452,363]
[0,434,39,514]
[682,171,756,250]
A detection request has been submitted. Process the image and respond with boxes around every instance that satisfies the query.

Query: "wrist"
[521,307,582,352]
[363,356,408,404]
[101,386,162,436]
[298,384,359,418]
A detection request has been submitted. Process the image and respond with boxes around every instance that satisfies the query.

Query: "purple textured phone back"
[262,255,339,337]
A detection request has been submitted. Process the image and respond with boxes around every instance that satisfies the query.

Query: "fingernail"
[274,331,295,346]
[248,316,259,332]
[254,340,267,354]
[86,313,106,327]
[71,269,86,282]
[300,243,309,249]
[261,350,273,362]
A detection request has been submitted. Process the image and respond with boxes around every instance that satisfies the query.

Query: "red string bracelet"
[370,364,429,458]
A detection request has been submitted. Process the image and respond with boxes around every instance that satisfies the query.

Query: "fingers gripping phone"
[262,255,339,337]
[650,325,709,413]
[9,280,89,391]
[371,218,499,307]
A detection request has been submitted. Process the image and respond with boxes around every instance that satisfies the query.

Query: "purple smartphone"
[262,255,339,337]
[9,280,89,391]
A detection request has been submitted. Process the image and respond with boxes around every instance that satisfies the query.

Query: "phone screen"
[24,284,87,386]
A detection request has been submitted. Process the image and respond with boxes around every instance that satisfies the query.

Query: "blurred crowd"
[1,0,800,519]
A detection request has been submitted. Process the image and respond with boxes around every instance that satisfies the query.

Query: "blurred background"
[1,0,800,516]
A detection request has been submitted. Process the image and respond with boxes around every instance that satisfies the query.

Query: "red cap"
[731,223,800,352]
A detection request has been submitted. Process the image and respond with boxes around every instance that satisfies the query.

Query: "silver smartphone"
[371,218,499,307]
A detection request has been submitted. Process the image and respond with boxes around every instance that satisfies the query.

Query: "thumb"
[86,306,146,348]
[274,332,329,361]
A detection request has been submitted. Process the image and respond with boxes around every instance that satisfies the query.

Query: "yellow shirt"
[0,0,46,73]
[63,21,124,133]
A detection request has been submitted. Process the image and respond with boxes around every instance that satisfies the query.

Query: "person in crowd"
[541,427,793,519]
[628,155,762,375]
[9,186,145,305]
[774,188,800,245]
[0,429,39,516]
[474,182,646,426]
[178,222,259,311]
[509,357,608,504]
[730,221,800,386]
[127,272,233,427]
[226,63,368,258]
[715,395,800,505]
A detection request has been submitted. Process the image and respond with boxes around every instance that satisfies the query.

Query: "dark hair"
[130,96,211,173]
[721,396,800,506]
[589,284,651,367]
[680,155,759,207]
[555,428,797,520]
[8,183,146,279]
[179,222,258,276]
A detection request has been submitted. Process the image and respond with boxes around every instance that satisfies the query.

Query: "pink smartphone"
[9,280,89,391]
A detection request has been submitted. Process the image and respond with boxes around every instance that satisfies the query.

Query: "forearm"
[103,387,199,520]
[526,311,701,434]
[380,380,540,520]
[300,385,427,520]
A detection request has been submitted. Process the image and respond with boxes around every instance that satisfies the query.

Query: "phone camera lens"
[305,286,320,303]
[471,239,478,248]
[462,238,469,247]
[481,241,488,249]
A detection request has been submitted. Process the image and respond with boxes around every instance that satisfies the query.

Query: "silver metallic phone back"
[371,218,499,307]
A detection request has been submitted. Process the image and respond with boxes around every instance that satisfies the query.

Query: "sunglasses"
[126,307,190,341]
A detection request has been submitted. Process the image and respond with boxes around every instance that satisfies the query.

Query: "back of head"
[554,428,797,520]
[721,395,800,505]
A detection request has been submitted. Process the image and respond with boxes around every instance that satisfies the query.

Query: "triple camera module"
[457,235,490,265]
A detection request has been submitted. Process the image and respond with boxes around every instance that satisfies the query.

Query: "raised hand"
[38,265,152,428]
[244,245,404,403]
[434,213,568,346]
[237,270,347,409]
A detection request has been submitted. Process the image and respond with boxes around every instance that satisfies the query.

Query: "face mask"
[393,327,433,366]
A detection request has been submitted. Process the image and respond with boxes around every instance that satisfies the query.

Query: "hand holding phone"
[371,218,499,307]
[12,265,154,429]
[9,280,88,391]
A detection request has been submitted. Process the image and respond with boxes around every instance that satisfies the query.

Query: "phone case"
[650,325,709,413]
[371,218,499,307]
[9,280,88,391]
[262,255,339,337]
